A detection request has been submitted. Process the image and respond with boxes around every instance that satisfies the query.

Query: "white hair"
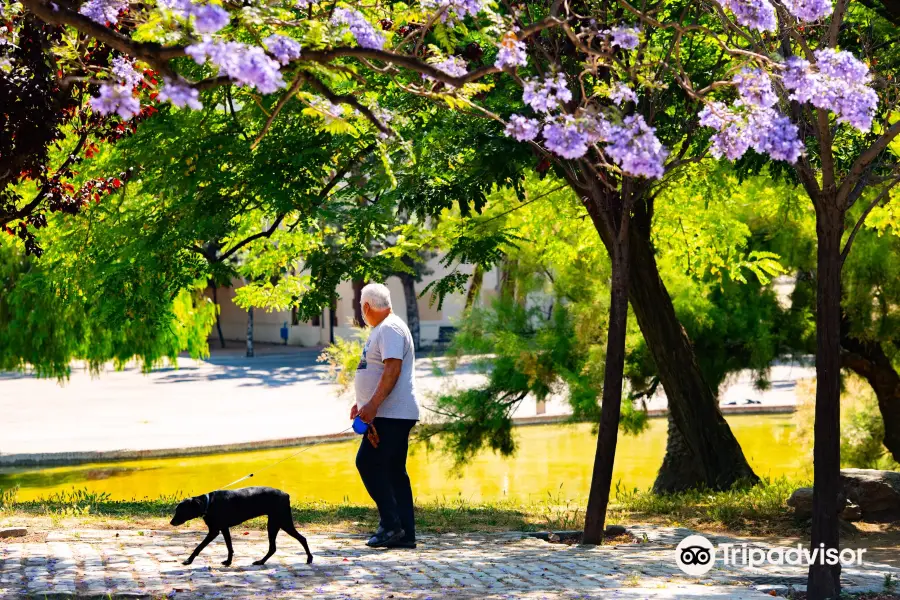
[361,282,392,310]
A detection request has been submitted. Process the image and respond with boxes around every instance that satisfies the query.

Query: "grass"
[1,476,807,537]
[612,476,809,535]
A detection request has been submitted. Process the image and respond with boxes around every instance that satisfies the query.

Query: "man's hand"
[357,401,378,423]
[350,404,359,420]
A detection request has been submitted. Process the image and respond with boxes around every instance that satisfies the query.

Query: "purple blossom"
[608,83,637,106]
[605,114,668,179]
[722,0,777,32]
[420,0,487,24]
[522,74,572,113]
[504,114,540,141]
[782,0,833,21]
[187,39,286,94]
[158,78,203,109]
[494,34,527,70]
[191,3,230,34]
[435,56,468,78]
[331,8,385,51]
[732,68,777,108]
[605,26,640,50]
[295,0,319,6]
[698,101,739,131]
[157,0,193,14]
[543,116,590,159]
[111,57,143,87]
[79,0,128,24]
[90,83,141,119]
[782,57,818,103]
[781,49,877,131]
[584,113,614,144]
[756,112,804,162]
[264,34,302,65]
[700,102,804,163]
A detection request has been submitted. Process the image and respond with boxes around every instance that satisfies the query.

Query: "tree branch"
[840,175,900,266]
[836,120,900,207]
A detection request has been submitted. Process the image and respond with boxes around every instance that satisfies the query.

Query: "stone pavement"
[1,527,899,599]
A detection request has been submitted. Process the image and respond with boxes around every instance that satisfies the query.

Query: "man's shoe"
[366,527,405,548]
[386,539,417,549]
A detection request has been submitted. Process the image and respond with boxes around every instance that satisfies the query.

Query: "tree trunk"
[352,279,365,327]
[583,215,630,544]
[576,183,758,491]
[212,284,226,349]
[246,307,254,358]
[628,222,759,491]
[807,205,844,599]
[399,272,421,349]
[841,335,900,463]
[465,264,484,310]
[499,258,517,302]
[653,413,707,491]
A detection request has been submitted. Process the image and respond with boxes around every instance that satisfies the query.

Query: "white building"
[211,260,501,348]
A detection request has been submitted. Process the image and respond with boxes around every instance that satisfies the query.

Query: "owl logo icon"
[675,535,716,576]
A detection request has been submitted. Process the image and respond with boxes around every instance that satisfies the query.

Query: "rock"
[787,487,814,518]
[787,487,859,520]
[842,503,862,522]
[605,525,627,537]
[0,527,26,539]
[840,468,900,520]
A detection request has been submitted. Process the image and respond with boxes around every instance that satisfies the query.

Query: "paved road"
[1,526,896,599]
[0,345,568,460]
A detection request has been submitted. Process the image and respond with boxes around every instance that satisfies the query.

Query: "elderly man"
[352,282,420,549]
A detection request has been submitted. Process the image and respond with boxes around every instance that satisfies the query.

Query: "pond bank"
[0,405,796,468]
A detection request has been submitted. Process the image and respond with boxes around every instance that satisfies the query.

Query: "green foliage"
[793,376,900,470]
[316,327,367,396]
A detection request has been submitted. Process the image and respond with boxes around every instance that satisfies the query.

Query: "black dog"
[170,486,312,566]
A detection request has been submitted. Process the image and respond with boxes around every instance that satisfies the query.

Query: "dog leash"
[219,424,357,489]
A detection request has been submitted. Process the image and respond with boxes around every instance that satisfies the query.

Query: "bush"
[793,375,900,470]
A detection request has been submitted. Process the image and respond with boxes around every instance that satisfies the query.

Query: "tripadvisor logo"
[675,535,716,576]
[675,534,868,576]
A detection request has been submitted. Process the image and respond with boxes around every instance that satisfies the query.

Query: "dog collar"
[200,493,210,516]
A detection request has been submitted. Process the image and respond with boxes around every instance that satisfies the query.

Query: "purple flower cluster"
[158,78,203,109]
[699,102,804,163]
[155,0,229,33]
[295,0,319,6]
[605,26,640,50]
[522,74,572,113]
[187,39,286,93]
[90,84,141,119]
[79,0,128,25]
[732,68,776,108]
[264,34,302,65]
[191,3,230,34]
[420,0,486,24]
[494,33,527,70]
[331,8,385,51]
[543,116,590,159]
[604,115,668,179]
[505,114,541,141]
[782,49,877,131]
[434,56,468,78]
[111,57,143,88]
[782,0,833,21]
[608,83,637,106]
[722,0,777,32]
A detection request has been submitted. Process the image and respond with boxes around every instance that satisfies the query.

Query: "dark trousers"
[355,417,416,541]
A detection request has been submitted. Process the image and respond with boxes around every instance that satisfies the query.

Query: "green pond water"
[0,414,808,503]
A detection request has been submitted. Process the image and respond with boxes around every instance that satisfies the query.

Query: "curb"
[0,408,794,468]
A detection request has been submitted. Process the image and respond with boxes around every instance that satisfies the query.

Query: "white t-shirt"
[354,313,420,420]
